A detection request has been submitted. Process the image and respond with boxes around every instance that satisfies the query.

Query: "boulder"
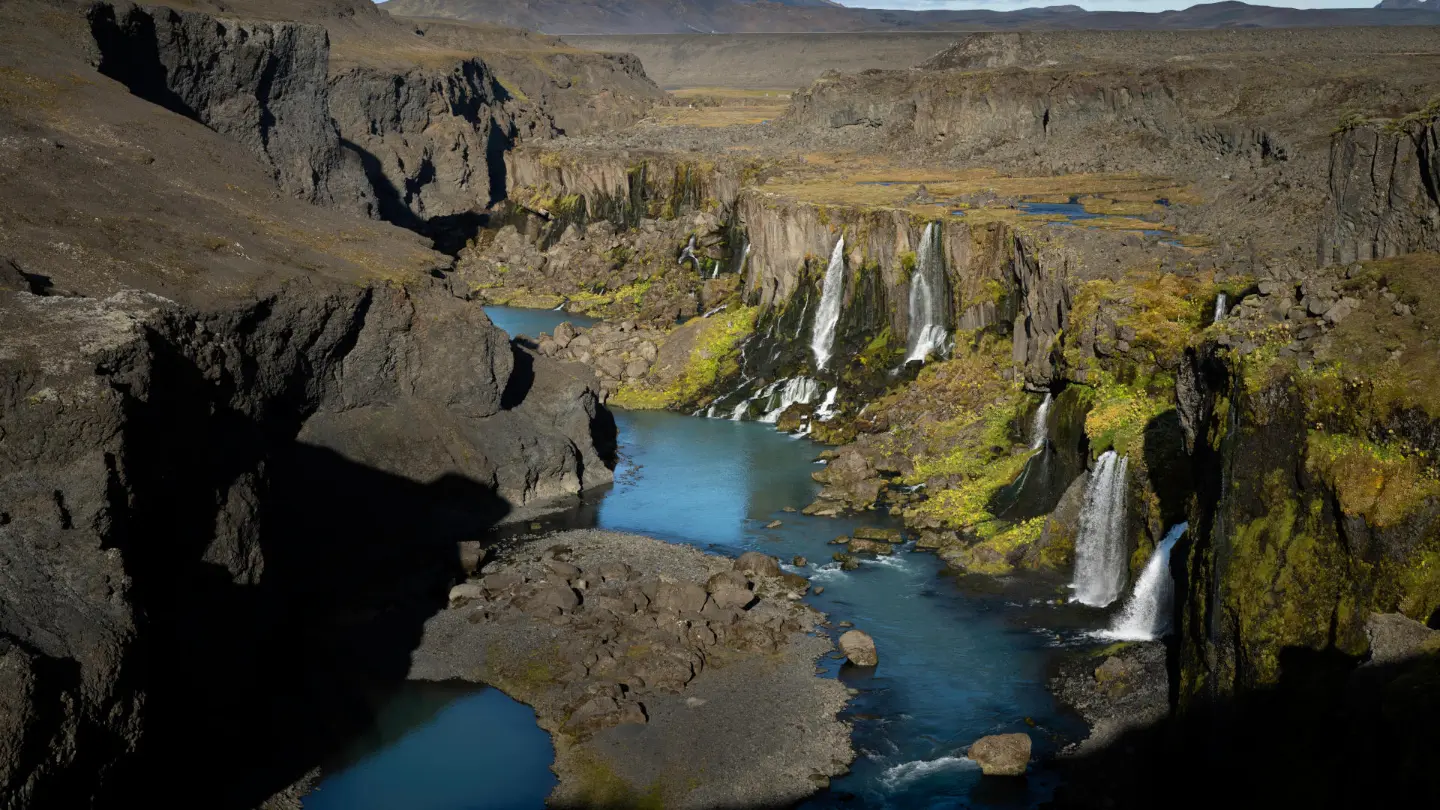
[457,540,487,574]
[967,733,1031,776]
[1366,613,1440,665]
[710,585,755,610]
[530,584,581,613]
[852,527,903,543]
[838,629,878,666]
[706,570,751,593]
[653,580,709,614]
[734,551,782,579]
[544,559,582,580]
[847,538,894,555]
[595,561,632,583]
[481,572,524,594]
[448,582,484,602]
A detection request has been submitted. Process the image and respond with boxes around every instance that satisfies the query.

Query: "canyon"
[3,0,1440,808]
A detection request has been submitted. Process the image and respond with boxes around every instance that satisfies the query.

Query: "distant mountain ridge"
[378,0,1440,34]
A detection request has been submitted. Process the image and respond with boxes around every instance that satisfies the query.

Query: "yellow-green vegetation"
[567,279,653,315]
[1305,254,1440,419]
[564,749,667,810]
[856,327,903,370]
[1224,471,1359,683]
[1305,433,1440,528]
[867,336,1052,549]
[1082,374,1172,458]
[482,643,562,699]
[611,306,757,410]
[951,516,1049,575]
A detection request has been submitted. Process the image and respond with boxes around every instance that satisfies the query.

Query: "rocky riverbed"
[409,529,855,808]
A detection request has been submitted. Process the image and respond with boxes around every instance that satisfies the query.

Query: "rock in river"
[967,733,1031,776]
[838,629,879,666]
[735,551,783,579]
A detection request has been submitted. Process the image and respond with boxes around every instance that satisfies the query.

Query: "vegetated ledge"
[410,529,854,809]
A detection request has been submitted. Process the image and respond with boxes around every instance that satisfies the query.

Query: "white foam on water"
[859,554,909,570]
[879,756,976,791]
[808,562,849,583]
[1095,522,1188,641]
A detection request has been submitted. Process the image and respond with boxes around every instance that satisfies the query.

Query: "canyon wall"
[0,2,619,805]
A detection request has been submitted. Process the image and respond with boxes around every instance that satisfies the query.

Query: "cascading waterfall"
[1030,392,1053,450]
[815,387,839,422]
[723,241,749,280]
[905,222,949,363]
[1099,523,1188,641]
[758,377,826,423]
[809,236,846,371]
[679,235,700,271]
[1213,292,1228,324]
[1070,451,1130,608]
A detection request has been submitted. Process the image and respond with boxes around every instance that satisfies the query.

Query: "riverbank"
[409,528,854,808]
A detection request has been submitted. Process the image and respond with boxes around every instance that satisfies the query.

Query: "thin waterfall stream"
[905,222,949,363]
[810,236,846,371]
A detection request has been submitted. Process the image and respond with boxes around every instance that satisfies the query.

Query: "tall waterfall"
[1100,523,1188,641]
[815,387,840,422]
[1070,451,1130,608]
[905,223,949,363]
[1030,392,1053,450]
[810,236,846,371]
[1213,292,1228,324]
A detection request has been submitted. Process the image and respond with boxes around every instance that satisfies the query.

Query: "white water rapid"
[809,236,846,371]
[1030,392,1053,450]
[1098,522,1188,641]
[758,377,826,423]
[905,222,949,363]
[1070,450,1131,608]
[1213,292,1228,324]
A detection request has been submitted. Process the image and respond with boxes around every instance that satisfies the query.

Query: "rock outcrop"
[967,733,1031,776]
[88,3,376,213]
[1321,119,1440,265]
[0,3,617,804]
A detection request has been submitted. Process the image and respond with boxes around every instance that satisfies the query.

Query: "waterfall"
[809,236,846,371]
[680,235,700,272]
[1070,451,1130,608]
[815,387,839,422]
[1213,292,1227,324]
[1100,523,1188,641]
[1030,392,1052,450]
[758,377,825,423]
[723,241,749,280]
[905,223,949,363]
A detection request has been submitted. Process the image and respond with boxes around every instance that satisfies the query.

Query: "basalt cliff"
[0,1,629,805]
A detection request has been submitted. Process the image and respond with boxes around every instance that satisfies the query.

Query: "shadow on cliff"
[100,339,514,807]
[1047,646,1440,809]
[343,138,498,256]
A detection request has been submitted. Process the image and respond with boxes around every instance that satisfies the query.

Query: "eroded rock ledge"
[410,530,854,809]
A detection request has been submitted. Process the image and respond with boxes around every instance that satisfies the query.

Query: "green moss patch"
[611,306,756,410]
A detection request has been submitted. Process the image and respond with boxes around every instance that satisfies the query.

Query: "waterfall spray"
[905,223,949,363]
[1213,292,1228,324]
[1070,451,1130,608]
[1099,523,1188,641]
[1030,392,1053,450]
[810,237,846,371]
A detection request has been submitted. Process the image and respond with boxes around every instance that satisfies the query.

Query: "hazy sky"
[834,1,1373,8]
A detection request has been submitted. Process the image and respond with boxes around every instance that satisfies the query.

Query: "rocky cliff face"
[88,3,377,214]
[1321,119,1440,265]
[0,275,615,806]
[328,58,530,228]
[0,2,617,804]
